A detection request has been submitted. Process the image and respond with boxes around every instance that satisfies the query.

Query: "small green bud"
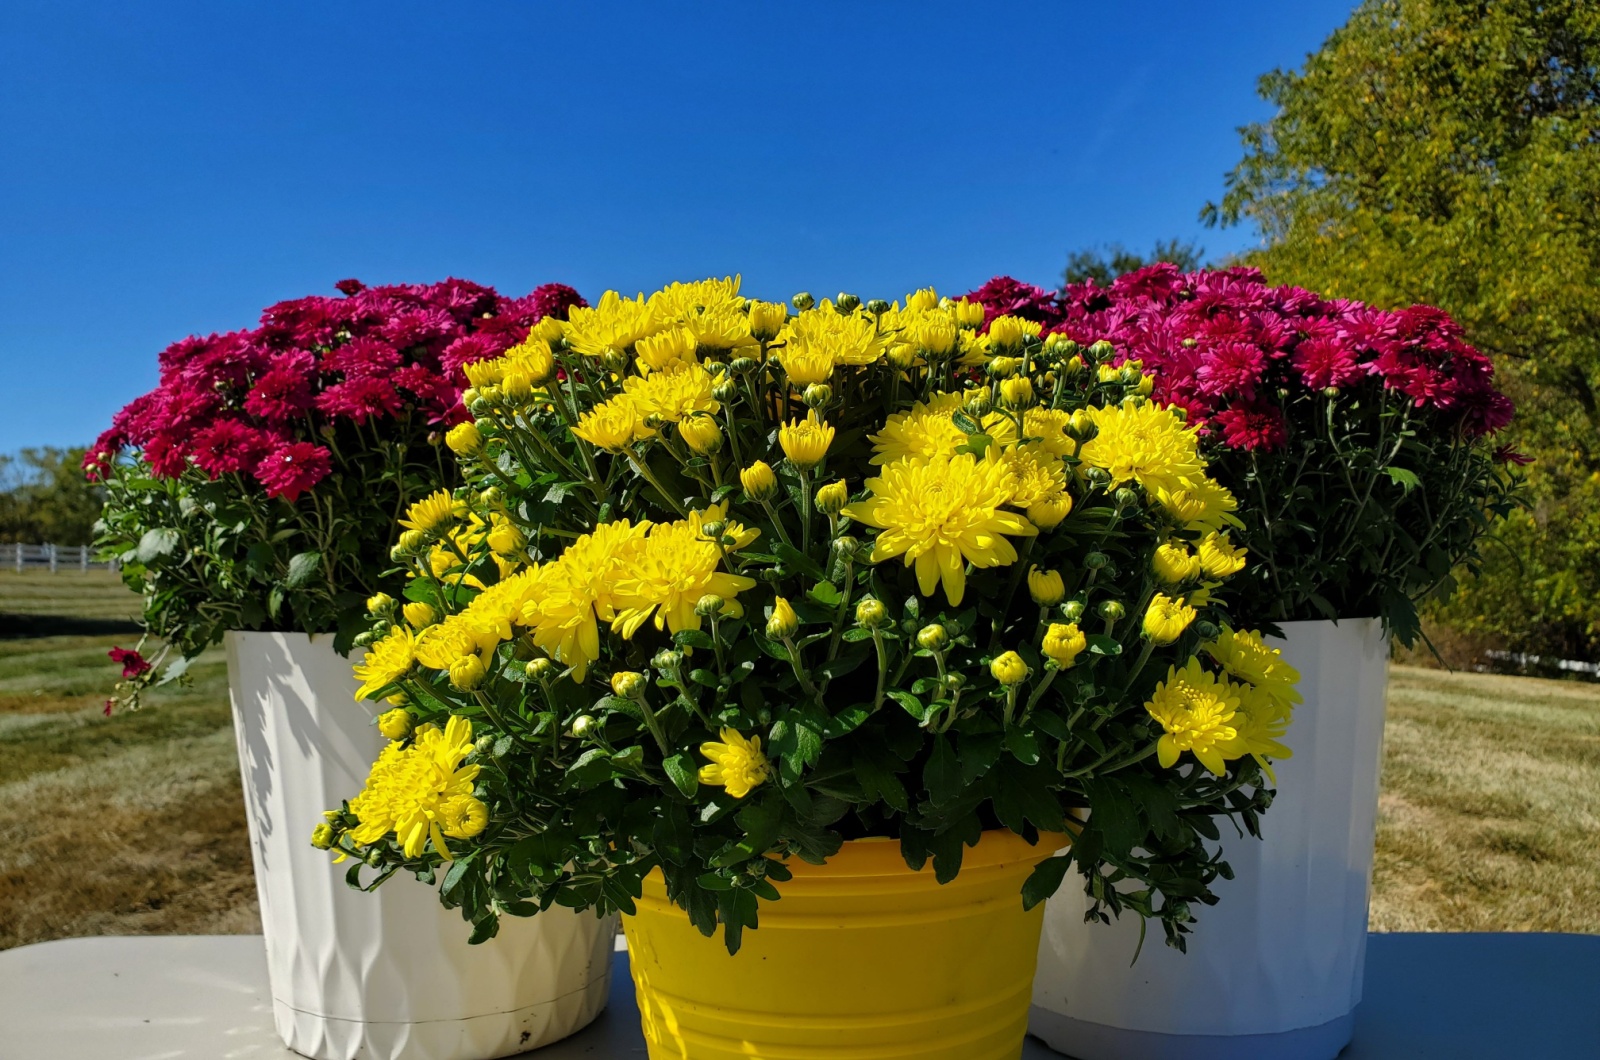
[836,292,861,312]
[699,520,726,540]
[695,595,726,618]
[831,533,860,558]
[479,486,503,508]
[1060,599,1087,623]
[792,292,816,311]
[865,299,890,314]
[855,597,889,629]
[1084,551,1109,570]
[803,383,833,409]
[524,658,555,681]
[474,734,496,755]
[1088,339,1114,361]
[917,624,949,651]
[366,592,396,617]
[352,630,378,649]
[611,671,646,698]
[365,846,385,867]
[652,649,684,672]
[1097,600,1126,621]
[943,672,966,691]
[570,714,596,737]
[1194,620,1221,640]
[1083,467,1112,487]
[712,379,740,403]
[729,357,759,375]
[1114,488,1140,509]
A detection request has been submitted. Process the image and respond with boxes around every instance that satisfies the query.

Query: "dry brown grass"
[1370,665,1600,933]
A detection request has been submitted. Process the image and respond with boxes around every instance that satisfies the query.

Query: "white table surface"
[1,932,1596,1059]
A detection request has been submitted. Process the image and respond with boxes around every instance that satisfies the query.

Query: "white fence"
[6,543,118,573]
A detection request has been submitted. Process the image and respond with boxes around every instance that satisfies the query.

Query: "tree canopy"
[1063,239,1205,286]
[1207,0,1600,658]
[0,448,105,546]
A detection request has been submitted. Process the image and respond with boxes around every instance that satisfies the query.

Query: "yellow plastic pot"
[622,829,1069,1060]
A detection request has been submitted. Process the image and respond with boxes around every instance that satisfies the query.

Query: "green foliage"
[93,425,455,701]
[0,448,105,545]
[1063,240,1205,287]
[1206,0,1600,656]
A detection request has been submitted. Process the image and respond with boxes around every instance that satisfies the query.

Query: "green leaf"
[807,580,842,607]
[774,541,828,582]
[1384,466,1421,493]
[922,734,961,806]
[285,551,322,589]
[662,752,700,799]
[958,732,1004,784]
[135,528,180,563]
[1085,634,1123,657]
[887,690,932,723]
[1021,852,1074,911]
[1004,727,1041,765]
[822,704,872,739]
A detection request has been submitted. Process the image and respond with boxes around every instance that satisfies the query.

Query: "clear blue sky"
[0,1,1355,455]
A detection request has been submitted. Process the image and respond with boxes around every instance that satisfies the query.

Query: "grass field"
[0,569,1596,949]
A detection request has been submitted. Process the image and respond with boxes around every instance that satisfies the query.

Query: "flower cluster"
[91,278,584,708]
[966,268,1522,639]
[320,275,1301,954]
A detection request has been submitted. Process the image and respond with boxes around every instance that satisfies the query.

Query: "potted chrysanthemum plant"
[968,269,1521,1060]
[319,276,1303,1060]
[87,278,617,1060]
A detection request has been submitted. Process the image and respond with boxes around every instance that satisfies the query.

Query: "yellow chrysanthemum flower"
[563,290,660,359]
[778,411,835,470]
[1231,682,1295,780]
[1154,476,1242,532]
[842,454,1038,605]
[991,650,1029,686]
[609,518,759,638]
[1026,492,1074,529]
[354,626,416,700]
[681,302,757,351]
[986,314,1044,350]
[1022,407,1077,458]
[1001,444,1068,509]
[781,302,885,367]
[1027,566,1065,606]
[1143,593,1197,645]
[740,460,778,501]
[676,412,724,455]
[1152,541,1202,584]
[953,298,986,328]
[1077,401,1205,497]
[523,520,650,681]
[634,327,699,375]
[646,276,743,320]
[400,489,457,535]
[573,396,655,452]
[748,300,789,341]
[1042,622,1087,668]
[622,365,719,423]
[347,716,487,860]
[1144,658,1246,776]
[502,336,556,385]
[1197,531,1248,578]
[868,393,968,465]
[698,727,770,799]
[778,344,836,386]
[1204,625,1304,709]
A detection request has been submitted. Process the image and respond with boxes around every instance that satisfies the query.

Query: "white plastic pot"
[226,631,616,1060]
[1030,618,1390,1060]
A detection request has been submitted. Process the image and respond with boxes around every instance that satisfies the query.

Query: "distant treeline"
[0,448,103,546]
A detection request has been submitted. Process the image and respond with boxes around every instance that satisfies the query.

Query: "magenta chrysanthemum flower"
[191,420,276,478]
[316,376,403,421]
[108,647,152,680]
[1291,336,1365,390]
[254,441,332,501]
[244,353,317,422]
[1212,404,1289,451]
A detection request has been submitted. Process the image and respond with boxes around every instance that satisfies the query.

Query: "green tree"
[1205,0,1600,658]
[1063,239,1205,286]
[0,448,106,545]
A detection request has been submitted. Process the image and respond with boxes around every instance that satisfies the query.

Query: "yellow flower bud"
[366,592,396,617]
[695,594,726,618]
[501,369,535,402]
[855,597,889,629]
[741,460,779,502]
[766,596,799,639]
[987,356,1022,378]
[803,383,833,408]
[508,337,557,384]
[531,316,564,344]
[749,300,789,341]
[1027,492,1074,530]
[954,299,986,328]
[1041,622,1087,668]
[377,708,412,740]
[403,601,436,629]
[886,343,916,370]
[990,650,1029,686]
[917,623,949,651]
[398,529,429,555]
[570,714,596,737]
[677,413,724,455]
[611,670,645,698]
[1143,594,1197,646]
[1027,566,1065,606]
[1000,376,1035,409]
[448,654,487,691]
[987,315,1042,350]
[1152,541,1202,584]
[779,411,835,470]
[524,657,555,680]
[815,478,849,516]
[310,823,335,850]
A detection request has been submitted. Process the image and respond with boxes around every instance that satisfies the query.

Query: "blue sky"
[0,1,1355,454]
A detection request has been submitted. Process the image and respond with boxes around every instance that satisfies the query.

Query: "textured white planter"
[226,631,616,1060]
[1030,618,1389,1060]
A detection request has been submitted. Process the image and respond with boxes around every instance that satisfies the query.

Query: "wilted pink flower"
[108,647,152,680]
